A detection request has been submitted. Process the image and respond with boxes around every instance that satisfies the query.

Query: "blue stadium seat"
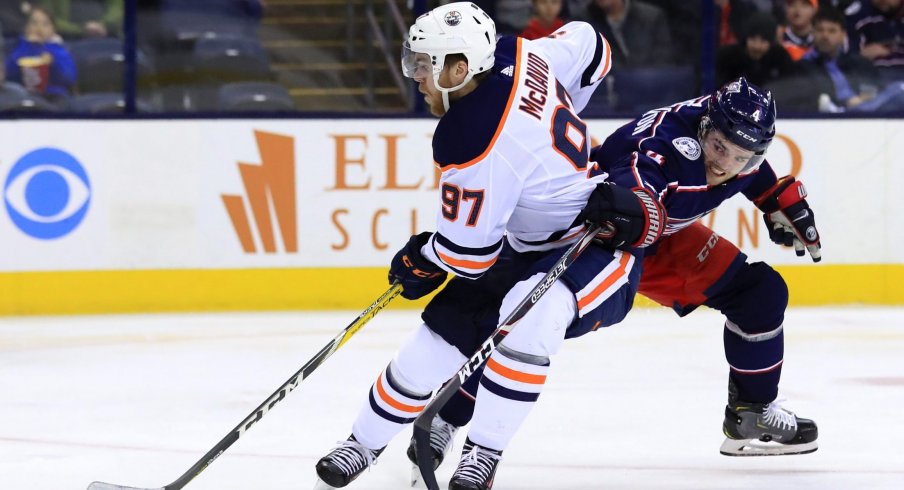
[187,34,272,110]
[65,93,156,113]
[69,38,155,94]
[217,82,294,112]
[612,66,698,113]
[0,81,28,97]
[0,91,58,113]
[192,34,271,83]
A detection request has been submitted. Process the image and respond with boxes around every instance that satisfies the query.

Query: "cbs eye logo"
[3,148,91,239]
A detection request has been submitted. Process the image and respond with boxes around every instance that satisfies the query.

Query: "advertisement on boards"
[1,118,902,273]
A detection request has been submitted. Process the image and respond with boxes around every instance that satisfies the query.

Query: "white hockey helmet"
[401,2,496,110]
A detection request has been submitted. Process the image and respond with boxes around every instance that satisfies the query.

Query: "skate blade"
[411,462,437,487]
[314,478,340,490]
[720,437,818,456]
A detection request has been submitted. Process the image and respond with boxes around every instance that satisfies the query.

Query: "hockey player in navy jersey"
[313,3,667,490]
[408,77,820,475]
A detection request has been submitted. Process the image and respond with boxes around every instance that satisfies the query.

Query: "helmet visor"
[401,41,436,79]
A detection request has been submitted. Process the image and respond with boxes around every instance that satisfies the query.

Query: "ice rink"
[2,306,903,490]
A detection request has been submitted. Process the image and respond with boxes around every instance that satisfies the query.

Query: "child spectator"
[5,6,76,101]
[716,11,794,86]
[782,0,817,59]
[521,0,566,40]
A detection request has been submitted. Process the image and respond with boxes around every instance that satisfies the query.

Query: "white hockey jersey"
[422,22,612,279]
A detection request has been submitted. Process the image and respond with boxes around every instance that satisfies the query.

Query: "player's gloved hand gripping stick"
[86,282,403,490]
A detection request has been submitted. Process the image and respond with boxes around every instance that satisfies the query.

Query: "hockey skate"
[720,393,818,456]
[314,435,384,489]
[407,414,459,486]
[448,438,503,490]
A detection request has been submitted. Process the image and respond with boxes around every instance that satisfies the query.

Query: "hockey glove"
[754,176,822,262]
[389,232,448,300]
[578,182,666,249]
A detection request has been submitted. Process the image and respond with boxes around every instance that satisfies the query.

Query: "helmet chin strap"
[434,71,475,112]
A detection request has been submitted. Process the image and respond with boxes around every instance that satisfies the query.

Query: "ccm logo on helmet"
[736,130,757,142]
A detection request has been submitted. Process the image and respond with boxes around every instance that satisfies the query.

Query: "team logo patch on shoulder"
[672,137,701,160]
[444,11,461,26]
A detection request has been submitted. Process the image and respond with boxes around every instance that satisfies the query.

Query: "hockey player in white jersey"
[314,3,664,489]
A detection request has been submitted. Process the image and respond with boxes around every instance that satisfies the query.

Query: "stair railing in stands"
[357,0,412,109]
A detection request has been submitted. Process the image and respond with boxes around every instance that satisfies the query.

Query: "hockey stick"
[87,282,403,490]
[413,224,604,490]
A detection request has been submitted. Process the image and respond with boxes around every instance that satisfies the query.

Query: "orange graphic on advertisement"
[221,130,297,253]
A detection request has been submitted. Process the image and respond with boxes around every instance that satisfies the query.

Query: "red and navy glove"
[754,176,822,262]
[389,232,448,300]
[578,182,666,249]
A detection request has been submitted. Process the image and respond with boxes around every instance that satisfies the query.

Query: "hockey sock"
[438,365,481,428]
[467,347,550,451]
[352,324,466,450]
[723,320,784,403]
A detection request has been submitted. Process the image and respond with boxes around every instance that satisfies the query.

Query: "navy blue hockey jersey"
[591,96,780,237]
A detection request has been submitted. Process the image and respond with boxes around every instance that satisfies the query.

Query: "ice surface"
[1,307,902,490]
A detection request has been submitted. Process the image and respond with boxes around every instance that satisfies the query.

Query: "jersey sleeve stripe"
[431,234,504,278]
[629,152,644,187]
[438,37,524,173]
[575,251,635,317]
[580,30,604,88]
[597,33,612,81]
[436,250,498,271]
[435,232,504,256]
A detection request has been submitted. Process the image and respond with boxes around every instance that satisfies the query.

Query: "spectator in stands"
[4,6,76,102]
[641,0,703,66]
[43,0,123,39]
[715,0,787,45]
[846,0,904,82]
[575,0,674,68]
[783,0,818,59]
[494,0,534,35]
[717,11,793,86]
[521,0,566,40]
[779,7,904,111]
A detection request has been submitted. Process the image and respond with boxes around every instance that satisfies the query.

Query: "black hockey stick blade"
[87,282,403,490]
[413,225,602,490]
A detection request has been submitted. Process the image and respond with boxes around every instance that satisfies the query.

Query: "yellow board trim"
[1,264,902,316]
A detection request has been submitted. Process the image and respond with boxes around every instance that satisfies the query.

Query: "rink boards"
[0,119,901,314]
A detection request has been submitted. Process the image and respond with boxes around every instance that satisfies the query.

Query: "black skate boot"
[448,438,503,490]
[314,435,384,489]
[720,385,818,456]
[407,414,459,486]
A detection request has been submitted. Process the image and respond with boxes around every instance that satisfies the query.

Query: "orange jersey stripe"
[577,252,632,310]
[598,33,612,80]
[439,37,524,172]
[375,375,425,413]
[437,250,498,270]
[487,357,547,384]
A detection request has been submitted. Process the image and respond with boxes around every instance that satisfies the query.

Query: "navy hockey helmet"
[701,77,776,171]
